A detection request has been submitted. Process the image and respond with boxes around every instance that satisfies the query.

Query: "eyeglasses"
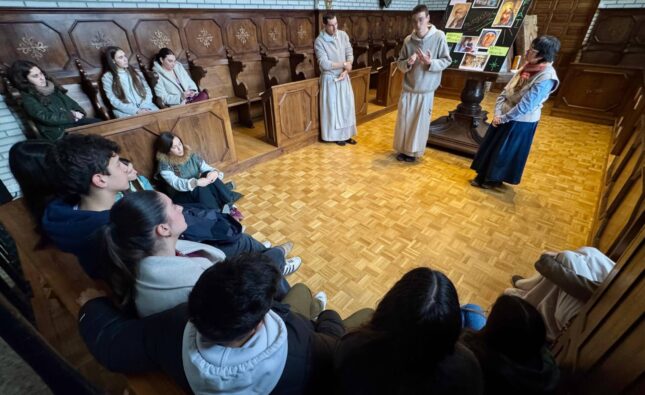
[526,49,539,54]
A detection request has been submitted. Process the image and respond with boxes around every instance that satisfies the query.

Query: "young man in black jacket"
[78,253,345,394]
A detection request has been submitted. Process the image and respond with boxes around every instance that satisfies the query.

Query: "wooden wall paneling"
[263,78,319,148]
[184,18,226,59]
[67,97,236,179]
[133,18,183,63]
[528,0,601,79]
[613,83,645,156]
[554,226,644,395]
[550,64,641,125]
[350,67,370,120]
[579,9,645,68]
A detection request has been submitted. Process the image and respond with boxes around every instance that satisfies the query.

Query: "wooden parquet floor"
[233,94,612,317]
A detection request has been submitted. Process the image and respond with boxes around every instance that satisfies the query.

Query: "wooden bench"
[66,96,237,180]
[0,200,188,395]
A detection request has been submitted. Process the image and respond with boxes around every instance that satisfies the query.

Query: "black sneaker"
[346,138,357,145]
[335,141,346,146]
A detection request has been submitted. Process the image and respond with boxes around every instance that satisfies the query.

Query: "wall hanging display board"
[428,0,532,156]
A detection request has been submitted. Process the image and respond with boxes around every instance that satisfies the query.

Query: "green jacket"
[20,88,86,140]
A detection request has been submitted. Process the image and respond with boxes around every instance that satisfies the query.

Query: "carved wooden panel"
[383,16,398,41]
[226,19,259,55]
[70,21,130,68]
[369,16,384,41]
[67,97,236,178]
[263,78,319,147]
[338,16,353,40]
[134,20,182,61]
[351,16,369,43]
[185,19,225,58]
[528,0,601,79]
[580,9,645,68]
[350,67,370,119]
[289,18,314,49]
[551,64,641,125]
[613,84,644,156]
[262,18,288,50]
[0,22,68,69]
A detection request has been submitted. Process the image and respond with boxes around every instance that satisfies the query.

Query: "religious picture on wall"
[445,3,472,30]
[459,53,489,71]
[492,0,524,28]
[472,0,501,8]
[454,35,478,53]
[476,29,501,49]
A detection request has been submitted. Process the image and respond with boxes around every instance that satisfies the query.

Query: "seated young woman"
[101,46,158,118]
[152,48,208,107]
[461,295,560,395]
[155,131,243,220]
[100,190,293,318]
[9,60,100,140]
[333,267,484,395]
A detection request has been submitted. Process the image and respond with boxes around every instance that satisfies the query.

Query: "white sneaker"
[282,256,302,276]
[314,291,327,311]
[261,240,272,248]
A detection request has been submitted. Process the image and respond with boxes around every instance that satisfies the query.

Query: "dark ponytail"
[100,190,167,308]
[154,48,174,65]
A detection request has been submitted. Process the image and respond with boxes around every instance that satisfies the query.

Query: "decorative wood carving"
[579,9,645,68]
[226,19,259,54]
[351,16,369,43]
[74,59,110,121]
[134,20,182,60]
[185,19,224,58]
[70,21,130,69]
[186,50,206,88]
[136,54,166,109]
[1,22,67,70]
[528,0,601,81]
[262,18,288,50]
[260,50,280,89]
[288,44,307,82]
[290,18,313,49]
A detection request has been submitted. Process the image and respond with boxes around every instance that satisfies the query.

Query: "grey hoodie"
[182,310,289,394]
[396,25,452,94]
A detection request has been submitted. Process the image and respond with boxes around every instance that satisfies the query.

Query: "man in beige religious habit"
[394,5,452,162]
[314,13,357,146]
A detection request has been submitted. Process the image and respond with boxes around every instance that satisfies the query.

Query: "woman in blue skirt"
[470,36,561,189]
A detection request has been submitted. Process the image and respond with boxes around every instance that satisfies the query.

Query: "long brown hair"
[103,46,147,103]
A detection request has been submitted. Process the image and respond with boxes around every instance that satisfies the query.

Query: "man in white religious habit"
[314,13,357,146]
[393,4,452,162]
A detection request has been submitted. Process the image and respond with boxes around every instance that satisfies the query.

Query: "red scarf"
[519,62,548,84]
[506,62,548,96]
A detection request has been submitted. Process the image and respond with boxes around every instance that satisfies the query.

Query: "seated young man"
[78,254,347,394]
[42,134,130,277]
[42,134,300,279]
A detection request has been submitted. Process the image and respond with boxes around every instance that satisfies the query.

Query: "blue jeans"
[461,304,486,331]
